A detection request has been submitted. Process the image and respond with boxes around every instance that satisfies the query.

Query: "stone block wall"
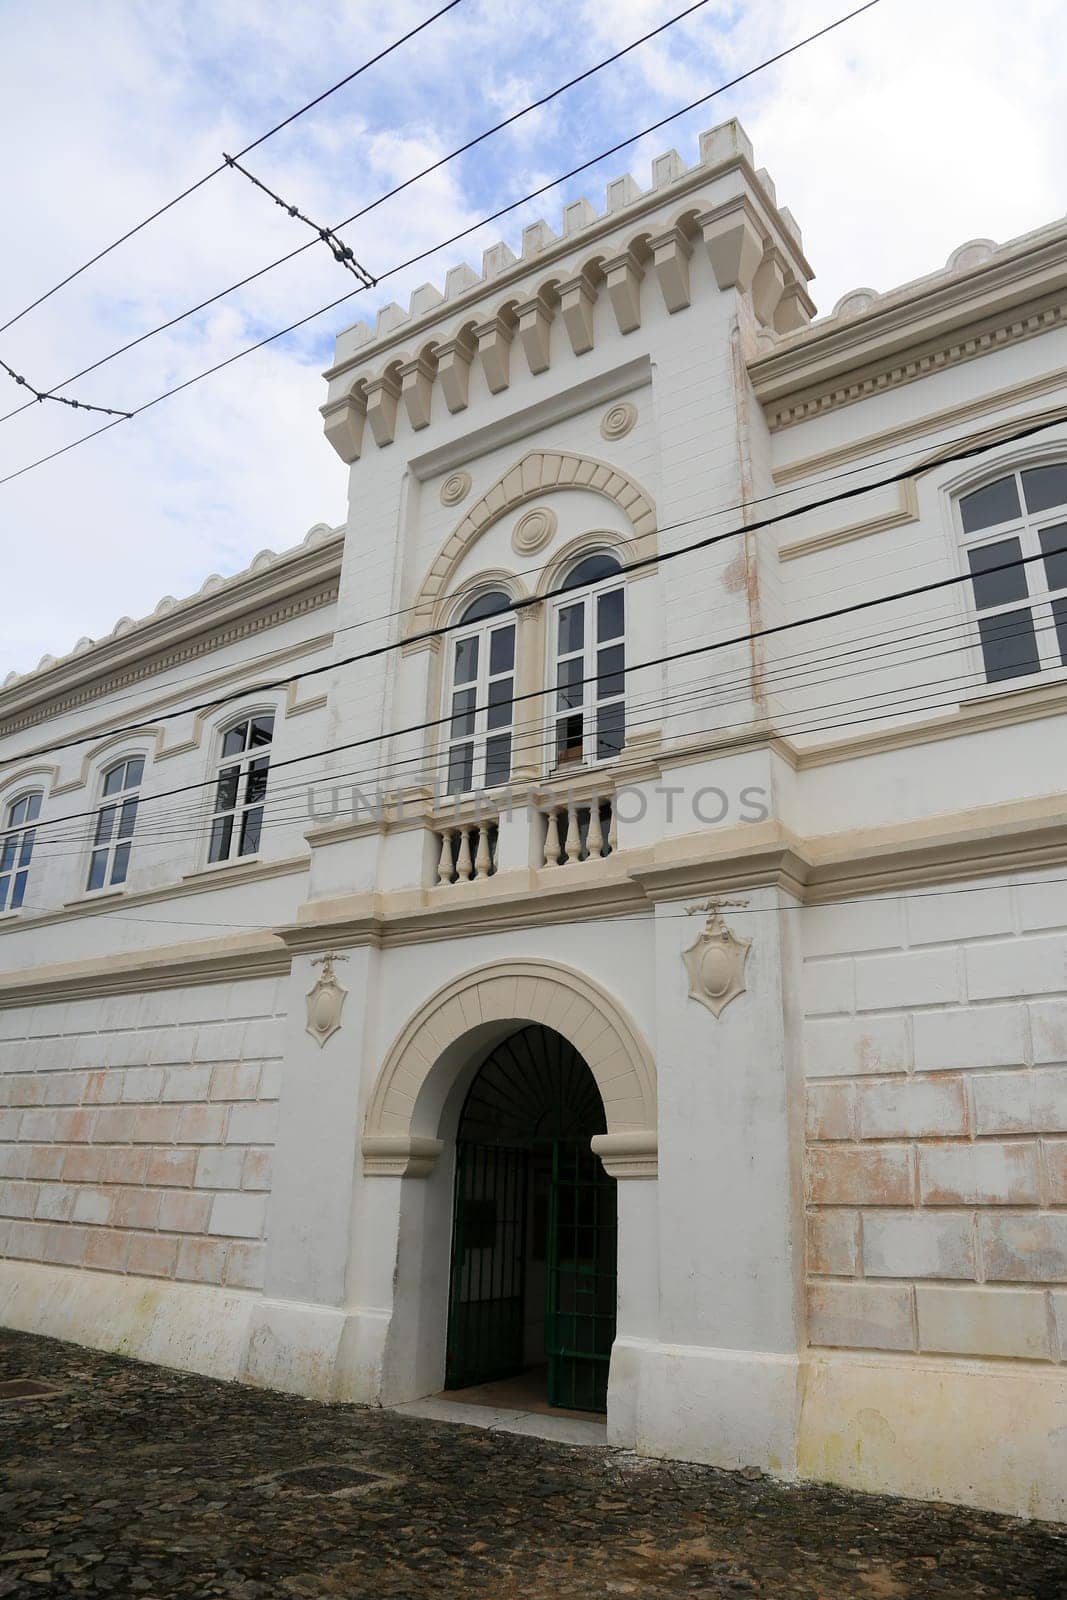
[0,978,285,1293]
[802,872,1067,1362]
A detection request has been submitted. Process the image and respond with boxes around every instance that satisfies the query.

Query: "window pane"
[245,758,270,806]
[557,657,584,711]
[557,603,584,655]
[1039,522,1067,592]
[9,798,27,827]
[460,590,510,624]
[597,588,624,642]
[454,635,479,685]
[87,850,108,892]
[0,836,16,873]
[11,871,27,910]
[487,677,513,730]
[596,644,624,699]
[596,702,625,759]
[562,553,622,590]
[25,793,41,822]
[489,625,515,674]
[215,766,239,812]
[208,815,233,863]
[485,734,512,788]
[17,829,35,868]
[126,757,145,788]
[250,716,274,748]
[1053,596,1067,666]
[1022,465,1067,516]
[111,842,131,885]
[450,687,476,737]
[556,714,583,763]
[447,743,474,795]
[978,608,1041,682]
[94,805,116,846]
[103,765,125,796]
[222,722,248,758]
[0,875,8,912]
[238,807,263,856]
[960,476,1021,533]
[968,538,1028,610]
[117,797,139,840]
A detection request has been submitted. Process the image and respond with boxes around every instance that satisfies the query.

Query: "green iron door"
[446,1141,528,1390]
[547,1138,617,1412]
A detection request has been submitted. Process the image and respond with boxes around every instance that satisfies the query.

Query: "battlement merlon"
[319,119,815,464]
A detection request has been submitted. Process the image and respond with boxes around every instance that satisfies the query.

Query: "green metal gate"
[445,1024,617,1412]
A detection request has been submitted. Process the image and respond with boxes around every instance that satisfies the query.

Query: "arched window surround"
[0,787,44,914]
[84,752,147,894]
[439,584,521,798]
[203,703,280,865]
[547,548,627,770]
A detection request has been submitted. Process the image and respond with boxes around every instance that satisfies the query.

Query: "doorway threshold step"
[392,1396,608,1447]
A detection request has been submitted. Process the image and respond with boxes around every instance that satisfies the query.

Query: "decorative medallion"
[682,898,752,1019]
[600,401,637,441]
[511,506,558,555]
[440,470,472,507]
[306,952,349,1048]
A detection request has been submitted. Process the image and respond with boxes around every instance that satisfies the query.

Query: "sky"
[0,0,1063,677]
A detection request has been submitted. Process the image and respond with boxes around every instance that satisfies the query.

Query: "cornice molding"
[0,931,290,1009]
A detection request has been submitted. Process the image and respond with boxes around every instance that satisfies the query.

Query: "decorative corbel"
[682,898,752,1019]
[774,278,813,334]
[558,267,598,355]
[515,289,556,375]
[364,371,401,447]
[752,248,788,329]
[602,247,645,335]
[698,201,764,294]
[474,312,514,394]
[399,351,437,431]
[648,224,693,314]
[306,952,349,1047]
[320,385,367,464]
[435,333,475,414]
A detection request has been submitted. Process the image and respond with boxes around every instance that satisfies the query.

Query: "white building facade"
[2,119,1067,1519]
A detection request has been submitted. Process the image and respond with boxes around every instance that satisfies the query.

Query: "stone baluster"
[437,830,454,885]
[475,823,492,879]
[543,808,561,867]
[607,799,618,855]
[587,803,604,858]
[455,828,473,882]
[563,802,581,863]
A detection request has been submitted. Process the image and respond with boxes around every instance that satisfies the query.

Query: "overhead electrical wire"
[0,0,884,476]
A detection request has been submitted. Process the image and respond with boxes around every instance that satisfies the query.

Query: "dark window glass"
[215,767,239,812]
[1022,465,1067,516]
[557,657,584,710]
[968,538,1028,610]
[562,554,622,590]
[556,714,584,763]
[596,702,625,759]
[208,815,233,863]
[485,734,512,788]
[453,636,479,685]
[1039,522,1067,592]
[978,608,1041,682]
[94,805,116,846]
[460,590,510,624]
[111,842,132,884]
[960,476,1021,533]
[450,687,476,737]
[26,794,41,822]
[596,644,624,699]
[239,808,263,856]
[1053,596,1067,666]
[489,625,515,675]
[103,765,125,796]
[447,743,474,796]
[0,837,16,872]
[249,716,274,748]
[558,603,584,655]
[117,798,138,840]
[245,758,269,806]
[222,722,248,758]
[126,757,145,787]
[597,588,624,642]
[11,872,27,910]
[487,678,513,730]
[17,831,34,868]
[87,850,108,892]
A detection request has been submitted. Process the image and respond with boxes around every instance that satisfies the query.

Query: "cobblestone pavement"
[1,1330,1066,1599]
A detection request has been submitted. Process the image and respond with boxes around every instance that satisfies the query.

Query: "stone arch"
[408,450,658,636]
[362,958,658,1178]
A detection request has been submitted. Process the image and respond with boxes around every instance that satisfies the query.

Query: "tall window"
[959,464,1067,684]
[0,792,41,912]
[553,554,625,766]
[87,757,143,891]
[208,714,274,862]
[444,593,515,795]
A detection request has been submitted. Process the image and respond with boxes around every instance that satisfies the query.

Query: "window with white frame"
[444,592,515,796]
[207,713,274,862]
[958,464,1067,685]
[86,756,144,891]
[0,791,42,912]
[552,553,625,767]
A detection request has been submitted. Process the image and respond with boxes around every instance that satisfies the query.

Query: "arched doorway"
[445,1024,617,1413]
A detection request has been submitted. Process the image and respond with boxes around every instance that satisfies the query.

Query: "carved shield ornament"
[306,952,349,1047]
[683,899,752,1019]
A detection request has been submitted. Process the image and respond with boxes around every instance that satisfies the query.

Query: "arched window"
[0,791,42,912]
[444,591,515,796]
[958,464,1067,683]
[208,713,274,862]
[87,756,144,891]
[552,553,625,766]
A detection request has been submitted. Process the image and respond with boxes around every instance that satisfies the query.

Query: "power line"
[222,155,376,287]
[0,0,883,467]
[0,354,131,420]
[0,0,464,338]
[2,399,1064,771]
[0,0,721,426]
